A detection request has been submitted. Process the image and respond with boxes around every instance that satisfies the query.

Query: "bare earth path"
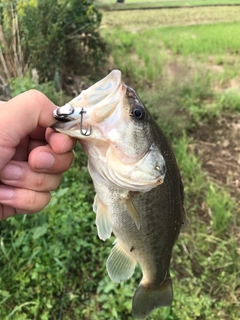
[192,114,240,201]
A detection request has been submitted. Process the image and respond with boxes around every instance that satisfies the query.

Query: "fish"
[52,70,187,319]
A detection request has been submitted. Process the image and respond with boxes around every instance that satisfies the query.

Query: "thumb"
[0,90,57,170]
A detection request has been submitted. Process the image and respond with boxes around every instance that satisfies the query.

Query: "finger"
[28,127,49,154]
[0,204,42,221]
[0,90,57,170]
[0,161,62,191]
[28,145,74,173]
[28,139,47,154]
[12,136,29,161]
[46,128,76,154]
[12,127,47,160]
[0,204,16,220]
[0,101,6,106]
[0,185,51,213]
[29,127,46,141]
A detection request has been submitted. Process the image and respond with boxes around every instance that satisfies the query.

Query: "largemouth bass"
[52,70,187,319]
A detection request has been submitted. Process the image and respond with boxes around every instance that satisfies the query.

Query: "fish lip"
[52,69,124,130]
[52,104,75,122]
[51,117,81,133]
[52,105,90,124]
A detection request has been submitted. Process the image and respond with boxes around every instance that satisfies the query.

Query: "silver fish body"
[52,70,186,319]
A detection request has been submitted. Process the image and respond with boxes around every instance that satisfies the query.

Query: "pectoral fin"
[93,194,112,241]
[106,240,136,283]
[125,198,140,230]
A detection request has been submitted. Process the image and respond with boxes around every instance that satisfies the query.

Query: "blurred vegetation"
[10,74,63,104]
[0,0,108,94]
[1,2,240,320]
[96,0,240,10]
[102,5,240,30]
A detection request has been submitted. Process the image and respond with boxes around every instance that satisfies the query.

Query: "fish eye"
[132,105,145,121]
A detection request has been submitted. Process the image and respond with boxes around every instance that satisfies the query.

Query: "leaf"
[0,290,10,298]
[32,224,48,239]
[53,187,70,198]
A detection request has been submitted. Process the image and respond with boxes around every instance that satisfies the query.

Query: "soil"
[190,113,240,201]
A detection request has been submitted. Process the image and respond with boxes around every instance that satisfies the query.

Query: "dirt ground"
[191,113,240,202]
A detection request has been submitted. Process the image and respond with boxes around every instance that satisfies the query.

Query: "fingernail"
[0,186,14,200]
[1,164,22,180]
[35,152,55,169]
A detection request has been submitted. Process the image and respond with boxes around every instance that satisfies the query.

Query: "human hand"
[0,90,76,220]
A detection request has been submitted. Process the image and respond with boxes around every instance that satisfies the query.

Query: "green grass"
[158,23,240,55]
[1,6,240,320]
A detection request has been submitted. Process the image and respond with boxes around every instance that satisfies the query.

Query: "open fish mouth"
[52,69,125,132]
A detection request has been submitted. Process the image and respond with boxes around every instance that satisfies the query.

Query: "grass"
[157,24,240,55]
[101,6,240,30]
[1,5,240,320]
[96,0,240,10]
[101,20,240,119]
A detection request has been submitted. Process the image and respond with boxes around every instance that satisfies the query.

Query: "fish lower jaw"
[104,178,163,193]
[116,177,165,192]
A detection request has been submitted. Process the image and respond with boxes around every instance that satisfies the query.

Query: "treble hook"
[79,108,91,136]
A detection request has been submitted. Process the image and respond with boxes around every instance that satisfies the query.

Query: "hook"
[79,108,91,136]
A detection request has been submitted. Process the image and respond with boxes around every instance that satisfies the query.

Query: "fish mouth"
[52,69,125,135]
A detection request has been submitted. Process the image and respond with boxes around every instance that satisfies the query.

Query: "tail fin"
[132,278,173,319]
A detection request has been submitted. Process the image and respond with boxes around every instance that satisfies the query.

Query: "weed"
[207,184,234,234]
[10,75,62,104]
[217,90,240,112]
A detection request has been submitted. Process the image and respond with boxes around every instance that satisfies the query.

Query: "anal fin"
[93,194,112,241]
[106,240,136,283]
